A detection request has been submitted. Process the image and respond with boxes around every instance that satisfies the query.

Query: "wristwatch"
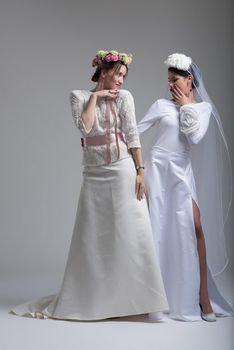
[135,165,145,171]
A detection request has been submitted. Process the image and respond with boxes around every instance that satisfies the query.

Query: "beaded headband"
[92,50,133,67]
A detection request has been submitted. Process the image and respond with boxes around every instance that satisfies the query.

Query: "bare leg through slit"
[192,198,213,314]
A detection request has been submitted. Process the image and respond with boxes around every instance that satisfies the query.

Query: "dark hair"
[168,66,198,88]
[91,61,128,82]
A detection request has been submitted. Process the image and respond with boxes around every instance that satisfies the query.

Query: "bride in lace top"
[9,50,168,321]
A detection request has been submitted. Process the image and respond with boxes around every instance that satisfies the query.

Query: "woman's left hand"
[135,173,145,201]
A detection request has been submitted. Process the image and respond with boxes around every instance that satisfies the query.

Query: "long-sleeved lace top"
[70,89,141,166]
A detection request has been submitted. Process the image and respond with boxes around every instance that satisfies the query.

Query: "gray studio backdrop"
[1,0,233,299]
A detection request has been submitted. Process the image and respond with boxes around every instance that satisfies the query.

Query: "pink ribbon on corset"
[104,98,120,164]
[80,99,122,164]
[104,99,112,164]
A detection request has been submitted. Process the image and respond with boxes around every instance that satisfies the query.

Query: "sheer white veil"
[139,59,232,277]
[187,62,232,276]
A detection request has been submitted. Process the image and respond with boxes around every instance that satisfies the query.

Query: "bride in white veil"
[138,53,234,321]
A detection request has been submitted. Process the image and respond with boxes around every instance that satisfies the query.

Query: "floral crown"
[92,50,133,67]
[164,53,192,71]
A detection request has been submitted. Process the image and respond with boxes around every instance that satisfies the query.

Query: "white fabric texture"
[10,157,168,321]
[9,91,169,321]
[70,89,141,166]
[137,98,234,321]
[180,102,211,141]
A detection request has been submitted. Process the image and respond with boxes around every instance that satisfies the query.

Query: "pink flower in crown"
[105,53,120,62]
[92,50,132,67]
[112,54,120,61]
[105,53,112,62]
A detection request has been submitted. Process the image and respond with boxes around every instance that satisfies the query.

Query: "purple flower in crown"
[97,57,103,65]
[92,55,104,67]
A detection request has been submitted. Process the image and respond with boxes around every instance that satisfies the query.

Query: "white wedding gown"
[9,90,169,321]
[138,98,234,321]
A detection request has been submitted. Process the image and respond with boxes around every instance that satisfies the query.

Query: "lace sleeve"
[180,102,212,144]
[70,91,92,136]
[119,90,141,149]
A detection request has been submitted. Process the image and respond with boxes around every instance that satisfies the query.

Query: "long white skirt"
[10,156,168,321]
[145,147,234,321]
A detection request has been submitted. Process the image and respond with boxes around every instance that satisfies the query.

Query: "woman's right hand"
[93,89,119,99]
[171,85,194,106]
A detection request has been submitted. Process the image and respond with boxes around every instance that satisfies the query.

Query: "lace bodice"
[70,89,141,166]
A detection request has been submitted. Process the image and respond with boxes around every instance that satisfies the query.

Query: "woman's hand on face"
[135,173,145,201]
[171,85,193,105]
